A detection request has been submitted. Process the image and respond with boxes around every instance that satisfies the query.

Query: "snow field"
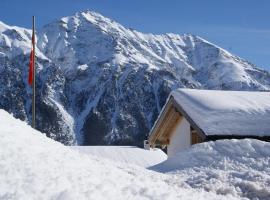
[0,110,230,200]
[71,146,167,168]
[151,139,270,199]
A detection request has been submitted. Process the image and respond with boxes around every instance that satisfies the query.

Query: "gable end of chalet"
[148,96,206,149]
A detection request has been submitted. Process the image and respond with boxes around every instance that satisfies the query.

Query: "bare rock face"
[0,11,270,146]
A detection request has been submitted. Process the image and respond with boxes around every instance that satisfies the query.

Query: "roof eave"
[171,96,207,141]
[148,95,207,145]
[148,96,174,145]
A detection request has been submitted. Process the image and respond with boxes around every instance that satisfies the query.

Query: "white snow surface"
[0,21,47,59]
[171,88,270,136]
[0,109,233,200]
[71,146,167,167]
[151,139,270,199]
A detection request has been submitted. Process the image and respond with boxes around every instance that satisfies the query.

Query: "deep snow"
[71,146,167,167]
[0,109,231,200]
[1,109,269,199]
[151,139,270,199]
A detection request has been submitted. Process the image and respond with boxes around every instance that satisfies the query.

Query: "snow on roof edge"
[171,88,270,136]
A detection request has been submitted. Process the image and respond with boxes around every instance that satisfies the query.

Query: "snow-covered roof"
[71,146,167,167]
[171,89,270,136]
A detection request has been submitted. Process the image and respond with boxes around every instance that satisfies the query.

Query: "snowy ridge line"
[1,10,270,145]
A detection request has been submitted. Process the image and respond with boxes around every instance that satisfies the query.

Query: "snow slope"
[71,146,167,167]
[151,139,270,199]
[0,21,32,58]
[171,89,270,136]
[1,10,270,145]
[0,109,233,200]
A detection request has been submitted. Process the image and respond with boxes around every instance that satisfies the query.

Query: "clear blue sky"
[1,0,270,70]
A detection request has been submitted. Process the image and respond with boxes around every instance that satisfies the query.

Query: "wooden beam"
[156,106,177,140]
[149,101,175,144]
[162,112,182,141]
[149,107,183,146]
[191,128,203,145]
[148,98,174,145]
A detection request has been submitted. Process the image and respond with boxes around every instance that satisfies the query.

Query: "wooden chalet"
[148,89,270,157]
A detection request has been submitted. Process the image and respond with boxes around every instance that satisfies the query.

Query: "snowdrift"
[0,110,229,200]
[71,146,167,167]
[151,139,270,199]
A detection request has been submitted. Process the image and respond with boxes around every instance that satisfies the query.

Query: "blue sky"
[1,0,270,70]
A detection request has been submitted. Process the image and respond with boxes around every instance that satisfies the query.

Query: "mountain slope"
[0,21,75,145]
[1,10,270,145]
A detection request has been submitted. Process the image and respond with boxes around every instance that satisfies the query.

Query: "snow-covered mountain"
[1,10,270,145]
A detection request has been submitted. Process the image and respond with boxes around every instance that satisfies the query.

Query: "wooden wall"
[191,128,203,145]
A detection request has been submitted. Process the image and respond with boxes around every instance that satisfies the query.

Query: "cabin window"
[191,128,203,145]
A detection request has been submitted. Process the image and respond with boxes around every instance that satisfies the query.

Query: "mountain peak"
[76,9,108,20]
[0,21,33,58]
[55,9,123,32]
[1,10,270,147]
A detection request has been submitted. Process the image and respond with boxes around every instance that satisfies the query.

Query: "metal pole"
[32,16,36,128]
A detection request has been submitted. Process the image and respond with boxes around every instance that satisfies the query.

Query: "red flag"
[28,50,34,85]
[28,33,34,85]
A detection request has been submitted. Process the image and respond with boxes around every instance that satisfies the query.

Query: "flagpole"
[32,16,36,128]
